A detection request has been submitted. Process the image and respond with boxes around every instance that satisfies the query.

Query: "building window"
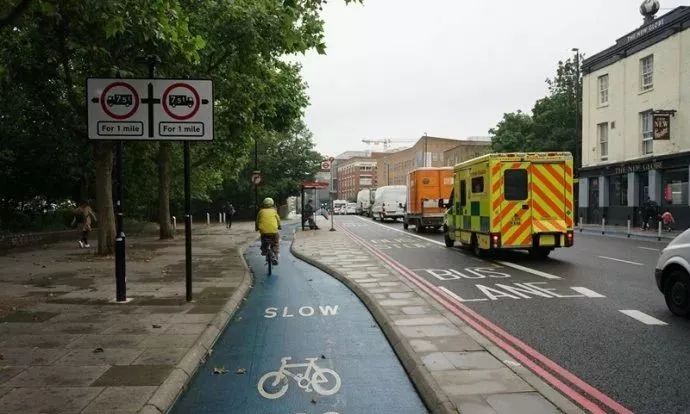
[597,122,608,160]
[608,175,628,206]
[471,176,484,193]
[598,74,609,105]
[640,55,653,91]
[641,111,653,155]
[662,168,689,206]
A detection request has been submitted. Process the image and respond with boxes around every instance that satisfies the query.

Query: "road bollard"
[627,219,631,238]
[218,212,222,224]
[658,220,662,241]
[206,212,210,226]
[579,216,583,232]
[601,217,605,234]
[222,212,226,224]
[172,216,177,232]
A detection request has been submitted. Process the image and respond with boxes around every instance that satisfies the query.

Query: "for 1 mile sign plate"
[87,78,213,141]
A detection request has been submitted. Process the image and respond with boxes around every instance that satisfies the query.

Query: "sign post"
[87,76,213,303]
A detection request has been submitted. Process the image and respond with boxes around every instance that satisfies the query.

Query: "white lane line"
[638,246,659,252]
[438,286,487,303]
[598,256,644,266]
[494,261,561,280]
[355,215,564,280]
[619,310,668,326]
[570,287,606,298]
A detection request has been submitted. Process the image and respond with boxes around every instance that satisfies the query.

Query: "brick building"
[336,157,378,201]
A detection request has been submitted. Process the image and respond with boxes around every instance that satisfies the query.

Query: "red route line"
[336,225,633,414]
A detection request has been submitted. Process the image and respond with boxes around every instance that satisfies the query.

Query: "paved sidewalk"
[292,222,582,414]
[0,222,257,414]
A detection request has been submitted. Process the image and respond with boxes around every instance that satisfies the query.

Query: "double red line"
[337,225,632,414]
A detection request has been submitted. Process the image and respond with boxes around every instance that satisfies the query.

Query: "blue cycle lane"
[171,226,428,414]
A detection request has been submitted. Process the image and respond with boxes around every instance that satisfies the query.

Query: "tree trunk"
[94,142,115,255]
[158,142,174,239]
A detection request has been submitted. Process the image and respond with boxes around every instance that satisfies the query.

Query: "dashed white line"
[598,256,644,266]
[570,287,606,298]
[638,246,659,252]
[354,215,563,280]
[619,310,668,326]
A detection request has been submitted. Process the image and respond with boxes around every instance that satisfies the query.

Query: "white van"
[356,189,372,215]
[371,185,407,221]
[333,199,347,215]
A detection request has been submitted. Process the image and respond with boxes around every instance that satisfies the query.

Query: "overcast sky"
[298,0,685,157]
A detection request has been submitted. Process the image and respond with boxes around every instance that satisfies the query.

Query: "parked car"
[345,203,357,215]
[655,228,690,317]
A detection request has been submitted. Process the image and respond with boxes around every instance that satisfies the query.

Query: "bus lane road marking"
[619,310,668,326]
[355,216,564,280]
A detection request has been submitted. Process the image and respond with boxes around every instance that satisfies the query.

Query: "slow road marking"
[619,310,667,326]
[598,256,644,266]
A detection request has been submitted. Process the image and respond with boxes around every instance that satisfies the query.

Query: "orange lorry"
[403,167,454,232]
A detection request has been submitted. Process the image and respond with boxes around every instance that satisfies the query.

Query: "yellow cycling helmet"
[263,197,274,207]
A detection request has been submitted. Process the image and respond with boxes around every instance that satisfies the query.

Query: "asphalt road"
[171,225,427,414]
[336,214,690,414]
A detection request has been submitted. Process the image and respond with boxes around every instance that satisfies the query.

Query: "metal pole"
[578,216,583,232]
[172,216,176,232]
[658,220,662,241]
[254,137,259,215]
[301,186,305,231]
[573,48,581,173]
[601,217,605,234]
[627,219,631,238]
[115,141,126,301]
[184,141,192,302]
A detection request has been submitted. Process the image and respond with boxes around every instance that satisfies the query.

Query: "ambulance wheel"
[529,248,551,258]
[403,220,409,229]
[443,227,455,247]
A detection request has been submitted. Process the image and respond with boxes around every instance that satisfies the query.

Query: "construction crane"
[361,138,416,150]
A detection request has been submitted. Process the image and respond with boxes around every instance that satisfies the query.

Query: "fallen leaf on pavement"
[152,324,162,329]
[320,354,326,359]
[93,347,104,353]
[236,368,247,374]
[213,366,228,375]
[311,398,317,404]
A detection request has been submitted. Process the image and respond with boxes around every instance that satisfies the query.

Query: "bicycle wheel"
[257,371,288,399]
[311,368,341,396]
[266,250,272,275]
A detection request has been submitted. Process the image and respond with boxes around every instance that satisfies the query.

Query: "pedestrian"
[303,199,319,230]
[256,197,281,265]
[224,202,236,229]
[73,200,96,248]
[661,208,675,232]
[643,197,659,230]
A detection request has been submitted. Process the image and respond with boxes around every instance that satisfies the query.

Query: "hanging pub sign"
[653,111,672,140]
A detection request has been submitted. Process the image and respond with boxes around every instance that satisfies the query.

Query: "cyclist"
[256,197,281,265]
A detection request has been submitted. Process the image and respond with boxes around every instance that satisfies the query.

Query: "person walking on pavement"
[256,197,281,265]
[303,199,319,230]
[73,200,96,248]
[643,197,659,230]
[224,202,236,229]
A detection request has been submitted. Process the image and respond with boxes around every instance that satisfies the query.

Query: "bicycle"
[261,236,277,275]
[257,357,341,400]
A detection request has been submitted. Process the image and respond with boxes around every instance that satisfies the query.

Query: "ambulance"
[443,152,575,258]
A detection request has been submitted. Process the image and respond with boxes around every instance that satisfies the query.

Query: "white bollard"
[601,217,605,234]
[219,212,222,224]
[627,219,631,238]
[206,212,210,226]
[658,220,662,241]
[579,216,583,232]
[172,216,177,232]
[222,212,226,223]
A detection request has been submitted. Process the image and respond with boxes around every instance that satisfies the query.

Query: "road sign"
[87,78,213,141]
[320,160,331,170]
[251,171,262,185]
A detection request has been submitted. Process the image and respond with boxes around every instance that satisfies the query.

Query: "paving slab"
[81,386,157,414]
[0,386,103,414]
[4,365,109,387]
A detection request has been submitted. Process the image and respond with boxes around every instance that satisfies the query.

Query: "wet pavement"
[171,226,427,414]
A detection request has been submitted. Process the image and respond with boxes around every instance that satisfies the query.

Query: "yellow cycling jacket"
[256,208,281,234]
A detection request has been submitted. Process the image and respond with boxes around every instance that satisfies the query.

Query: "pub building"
[578,3,690,229]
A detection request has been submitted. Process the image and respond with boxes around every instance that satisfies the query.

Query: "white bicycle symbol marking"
[257,357,341,399]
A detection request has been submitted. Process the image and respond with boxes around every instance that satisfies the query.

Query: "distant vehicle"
[333,199,347,215]
[356,189,372,215]
[345,203,357,215]
[107,94,133,107]
[169,94,194,108]
[404,167,453,233]
[371,185,407,222]
[444,152,574,258]
[655,229,690,317]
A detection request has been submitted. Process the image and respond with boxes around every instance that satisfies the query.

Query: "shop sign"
[653,113,671,140]
[614,161,663,175]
